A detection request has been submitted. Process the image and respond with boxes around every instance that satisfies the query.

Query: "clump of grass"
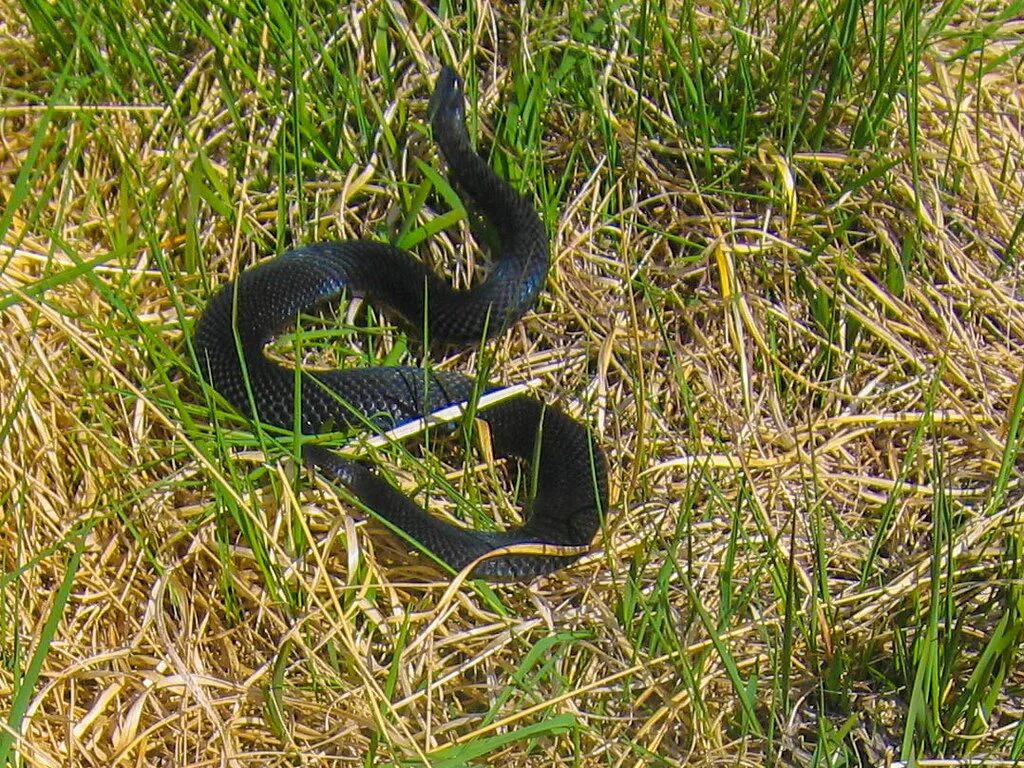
[2,0,1023,765]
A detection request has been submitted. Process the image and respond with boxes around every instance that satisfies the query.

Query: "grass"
[2,0,1024,765]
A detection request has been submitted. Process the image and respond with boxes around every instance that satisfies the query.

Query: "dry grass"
[2,1,1024,766]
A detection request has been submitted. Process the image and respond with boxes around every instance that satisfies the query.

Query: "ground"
[1,1,1023,766]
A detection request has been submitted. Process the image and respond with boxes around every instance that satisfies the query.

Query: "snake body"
[193,67,606,579]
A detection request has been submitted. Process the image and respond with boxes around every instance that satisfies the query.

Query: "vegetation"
[1,0,1023,764]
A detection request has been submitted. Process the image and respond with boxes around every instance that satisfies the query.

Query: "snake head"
[428,66,465,129]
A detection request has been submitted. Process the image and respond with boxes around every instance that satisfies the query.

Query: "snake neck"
[429,74,549,339]
[434,116,547,244]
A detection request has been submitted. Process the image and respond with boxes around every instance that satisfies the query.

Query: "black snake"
[193,67,607,579]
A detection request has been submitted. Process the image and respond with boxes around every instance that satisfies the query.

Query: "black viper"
[193,67,607,580]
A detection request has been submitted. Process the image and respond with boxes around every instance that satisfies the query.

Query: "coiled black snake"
[193,67,607,580]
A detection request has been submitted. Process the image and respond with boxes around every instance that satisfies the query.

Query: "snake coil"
[194,67,607,579]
